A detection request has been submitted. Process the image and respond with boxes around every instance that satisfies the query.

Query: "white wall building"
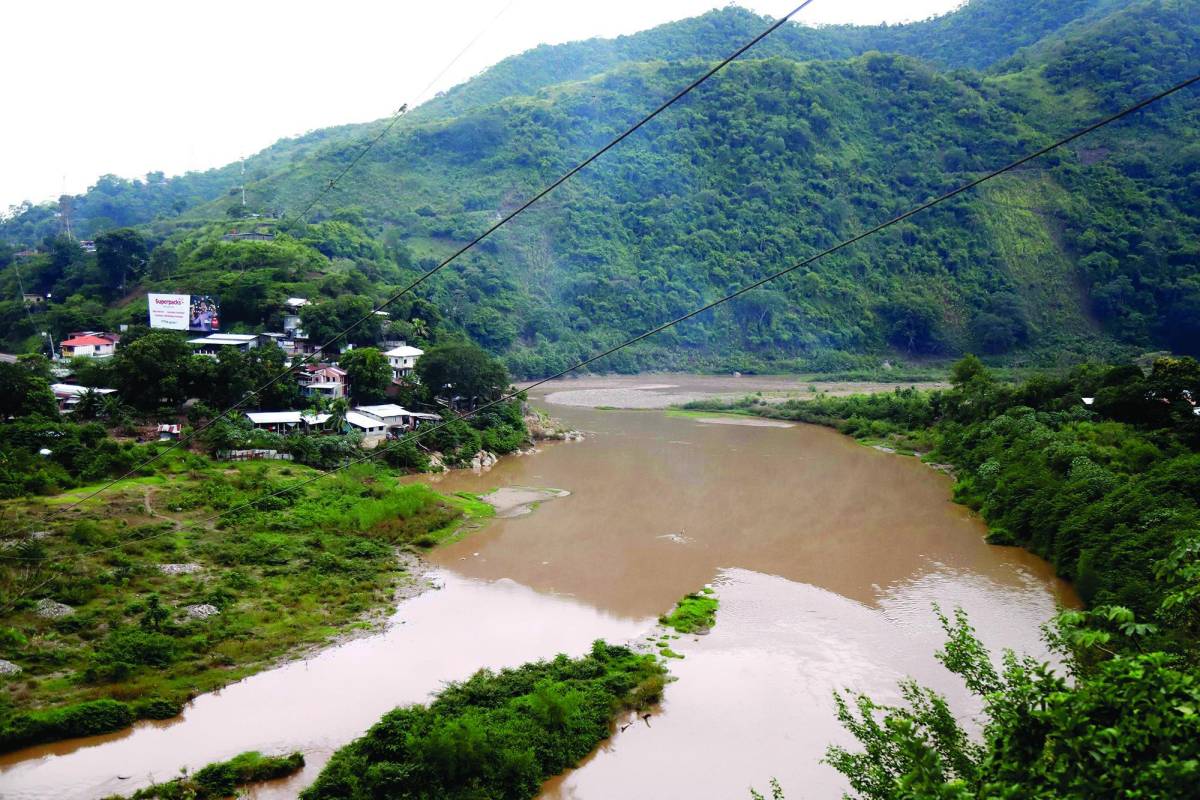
[383,345,423,381]
[188,333,261,357]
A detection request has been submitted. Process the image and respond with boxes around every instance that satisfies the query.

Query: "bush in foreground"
[301,641,665,800]
[106,750,305,799]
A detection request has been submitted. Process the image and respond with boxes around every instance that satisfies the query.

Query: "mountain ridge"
[1,0,1197,374]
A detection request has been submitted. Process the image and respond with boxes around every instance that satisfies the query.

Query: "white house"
[244,411,331,433]
[343,411,388,445]
[354,404,415,433]
[188,333,261,357]
[50,383,117,413]
[383,345,423,380]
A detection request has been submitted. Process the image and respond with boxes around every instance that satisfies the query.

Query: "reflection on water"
[0,574,648,800]
[0,377,1076,799]
[425,401,1075,618]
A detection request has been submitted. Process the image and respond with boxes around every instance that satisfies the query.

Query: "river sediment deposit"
[0,375,1074,800]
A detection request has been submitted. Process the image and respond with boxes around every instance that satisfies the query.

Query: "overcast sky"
[1,0,961,210]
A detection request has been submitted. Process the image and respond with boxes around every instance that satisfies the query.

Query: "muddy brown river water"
[0,376,1076,799]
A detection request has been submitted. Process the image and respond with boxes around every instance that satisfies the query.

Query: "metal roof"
[344,411,387,430]
[355,404,410,419]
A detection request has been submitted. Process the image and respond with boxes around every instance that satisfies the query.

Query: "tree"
[95,228,147,293]
[208,344,298,410]
[339,347,391,403]
[299,296,381,354]
[111,330,198,410]
[878,295,944,354]
[817,609,1200,800]
[416,341,510,409]
[0,361,58,418]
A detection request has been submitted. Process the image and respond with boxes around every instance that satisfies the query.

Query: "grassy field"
[0,458,490,751]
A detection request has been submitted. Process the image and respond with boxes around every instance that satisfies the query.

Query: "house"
[60,332,119,359]
[343,411,388,445]
[157,424,182,441]
[22,294,45,306]
[383,345,423,381]
[298,365,348,399]
[244,411,331,433]
[354,404,416,434]
[50,383,116,413]
[188,333,261,356]
[78,240,97,253]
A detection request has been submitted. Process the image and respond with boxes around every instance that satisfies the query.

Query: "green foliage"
[417,341,510,406]
[111,330,202,410]
[819,609,1200,800]
[301,641,665,800]
[0,461,467,751]
[717,356,1200,638]
[340,346,392,403]
[0,360,58,418]
[5,2,1190,373]
[0,699,135,752]
[111,750,306,800]
[659,589,719,634]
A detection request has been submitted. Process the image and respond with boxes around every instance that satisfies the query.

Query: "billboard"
[148,293,220,332]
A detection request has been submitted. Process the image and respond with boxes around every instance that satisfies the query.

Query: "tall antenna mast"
[241,158,246,207]
[60,174,73,240]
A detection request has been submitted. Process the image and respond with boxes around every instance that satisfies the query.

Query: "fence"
[216,449,294,462]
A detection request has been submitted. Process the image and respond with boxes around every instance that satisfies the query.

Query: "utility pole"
[60,175,73,240]
[241,158,246,207]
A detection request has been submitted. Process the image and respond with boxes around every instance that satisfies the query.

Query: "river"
[0,376,1075,799]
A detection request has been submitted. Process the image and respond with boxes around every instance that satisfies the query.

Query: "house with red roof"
[60,332,120,359]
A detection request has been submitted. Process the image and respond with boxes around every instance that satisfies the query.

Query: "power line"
[25,2,815,530]
[285,0,519,227]
[154,0,520,284]
[11,71,1196,564]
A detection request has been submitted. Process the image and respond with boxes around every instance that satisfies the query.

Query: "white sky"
[1,0,960,210]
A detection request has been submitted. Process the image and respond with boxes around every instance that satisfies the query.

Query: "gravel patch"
[35,599,75,619]
[159,563,203,575]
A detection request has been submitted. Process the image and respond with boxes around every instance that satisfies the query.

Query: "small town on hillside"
[23,291,442,447]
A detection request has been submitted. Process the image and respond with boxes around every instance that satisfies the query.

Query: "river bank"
[1,374,1075,799]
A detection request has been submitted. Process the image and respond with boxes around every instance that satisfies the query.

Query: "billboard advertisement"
[148,293,220,332]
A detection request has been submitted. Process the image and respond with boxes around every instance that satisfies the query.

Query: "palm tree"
[328,397,350,433]
[99,393,131,424]
[409,317,429,342]
[73,388,103,421]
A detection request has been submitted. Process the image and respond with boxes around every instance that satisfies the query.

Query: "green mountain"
[2,0,1198,375]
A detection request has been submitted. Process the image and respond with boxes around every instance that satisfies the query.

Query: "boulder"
[183,603,220,620]
[35,598,74,619]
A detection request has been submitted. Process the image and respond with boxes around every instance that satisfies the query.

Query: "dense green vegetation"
[819,609,1200,799]
[106,750,306,800]
[3,0,1197,376]
[700,356,1200,625]
[711,356,1200,798]
[0,460,487,751]
[659,587,718,634]
[300,641,665,800]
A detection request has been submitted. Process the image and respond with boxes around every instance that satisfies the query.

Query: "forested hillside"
[1,0,1197,377]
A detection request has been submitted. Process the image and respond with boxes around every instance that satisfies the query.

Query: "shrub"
[0,699,134,751]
